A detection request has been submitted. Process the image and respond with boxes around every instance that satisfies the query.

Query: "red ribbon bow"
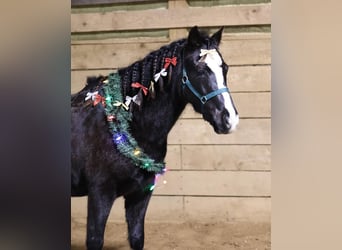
[163,57,177,69]
[107,115,116,122]
[93,94,106,107]
[131,82,149,96]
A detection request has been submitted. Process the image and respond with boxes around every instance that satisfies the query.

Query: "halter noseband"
[181,68,229,105]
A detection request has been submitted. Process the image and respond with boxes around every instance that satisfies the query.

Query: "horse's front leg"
[124,191,152,250]
[86,185,116,250]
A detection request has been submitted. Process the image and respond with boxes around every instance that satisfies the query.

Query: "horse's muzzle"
[216,109,239,134]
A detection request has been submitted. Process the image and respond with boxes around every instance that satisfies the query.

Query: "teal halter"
[181,68,229,105]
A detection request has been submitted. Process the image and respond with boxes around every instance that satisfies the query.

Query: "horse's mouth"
[209,114,238,134]
[213,124,231,134]
[210,118,239,134]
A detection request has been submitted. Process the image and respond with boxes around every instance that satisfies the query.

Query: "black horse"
[71,26,239,250]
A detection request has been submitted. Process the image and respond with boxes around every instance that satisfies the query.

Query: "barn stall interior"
[71,0,271,249]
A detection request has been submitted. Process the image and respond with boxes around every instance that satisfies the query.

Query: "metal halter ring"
[182,75,188,84]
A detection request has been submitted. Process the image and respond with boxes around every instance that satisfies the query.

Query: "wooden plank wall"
[71,0,271,223]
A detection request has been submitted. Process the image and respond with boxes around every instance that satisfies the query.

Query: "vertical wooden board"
[168,0,188,41]
[165,145,181,170]
[168,118,271,145]
[154,171,271,196]
[184,197,271,222]
[182,145,271,170]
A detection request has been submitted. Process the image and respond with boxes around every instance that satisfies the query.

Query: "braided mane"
[118,38,186,100]
[71,38,187,107]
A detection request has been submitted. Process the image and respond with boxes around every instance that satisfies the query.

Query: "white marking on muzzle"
[200,49,239,131]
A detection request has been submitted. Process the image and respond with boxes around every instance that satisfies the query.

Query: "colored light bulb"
[133,148,141,156]
[113,133,126,144]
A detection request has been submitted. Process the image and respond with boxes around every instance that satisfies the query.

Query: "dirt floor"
[71,219,270,250]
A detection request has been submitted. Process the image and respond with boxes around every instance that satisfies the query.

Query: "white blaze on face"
[201,49,239,131]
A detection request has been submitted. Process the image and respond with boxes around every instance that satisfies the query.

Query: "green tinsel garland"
[103,72,165,174]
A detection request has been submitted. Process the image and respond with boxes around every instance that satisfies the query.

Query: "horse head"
[182,26,239,134]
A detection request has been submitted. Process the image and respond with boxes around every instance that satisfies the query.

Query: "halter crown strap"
[181,68,229,105]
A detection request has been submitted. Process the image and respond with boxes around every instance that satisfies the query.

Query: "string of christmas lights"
[103,73,166,174]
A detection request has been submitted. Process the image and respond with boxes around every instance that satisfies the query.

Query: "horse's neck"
[128,71,186,161]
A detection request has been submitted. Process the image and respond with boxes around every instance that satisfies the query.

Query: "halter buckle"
[200,96,208,104]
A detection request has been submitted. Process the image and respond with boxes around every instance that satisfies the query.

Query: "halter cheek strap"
[181,68,229,105]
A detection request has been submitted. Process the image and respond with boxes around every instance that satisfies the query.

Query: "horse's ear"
[211,27,224,46]
[187,26,202,47]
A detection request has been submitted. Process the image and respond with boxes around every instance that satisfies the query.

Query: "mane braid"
[141,59,146,87]
[118,38,186,100]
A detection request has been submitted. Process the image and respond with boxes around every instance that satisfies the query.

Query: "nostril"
[222,111,229,124]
